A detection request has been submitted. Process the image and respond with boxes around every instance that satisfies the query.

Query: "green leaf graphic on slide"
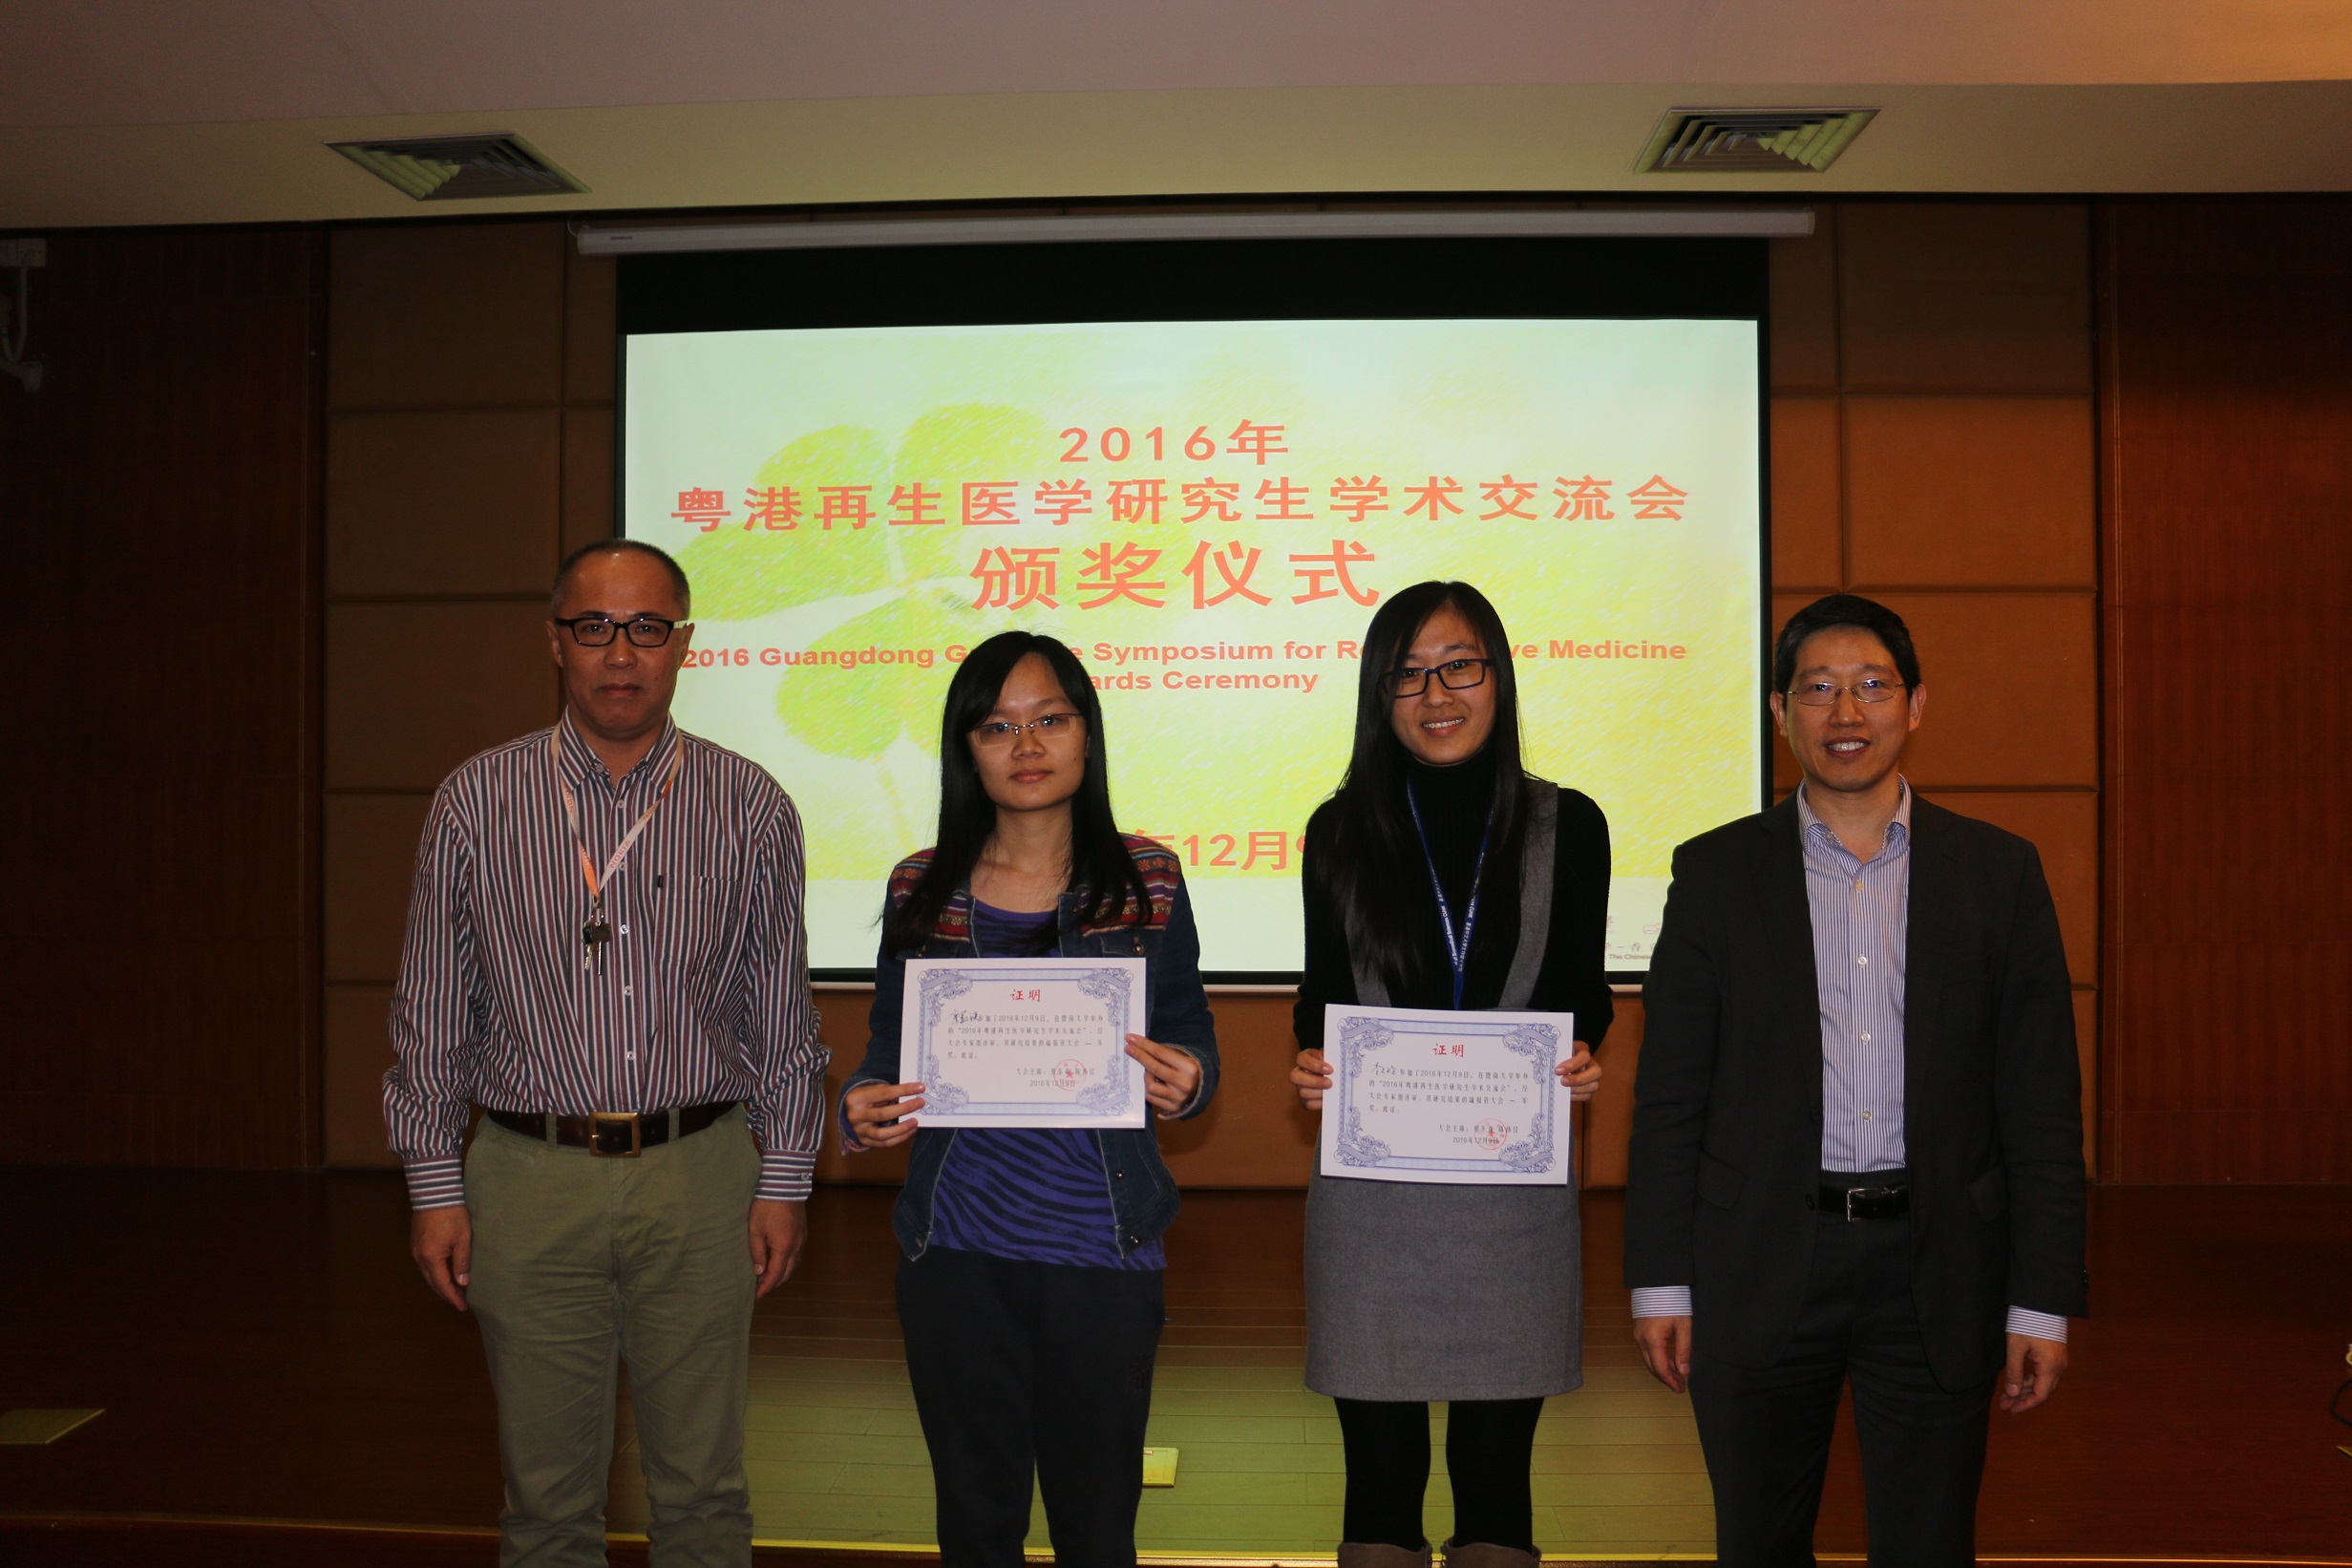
[676,426,891,618]
[887,404,1057,581]
[777,589,980,760]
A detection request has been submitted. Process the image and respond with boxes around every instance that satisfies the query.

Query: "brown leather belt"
[483,1101,735,1158]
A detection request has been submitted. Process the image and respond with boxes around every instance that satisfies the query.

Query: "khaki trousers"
[466,1106,761,1568]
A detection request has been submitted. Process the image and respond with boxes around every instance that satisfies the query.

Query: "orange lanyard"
[551,727,682,965]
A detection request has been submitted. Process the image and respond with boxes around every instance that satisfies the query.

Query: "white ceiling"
[5,1,2350,225]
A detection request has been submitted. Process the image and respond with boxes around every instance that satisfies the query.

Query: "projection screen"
[619,240,1769,978]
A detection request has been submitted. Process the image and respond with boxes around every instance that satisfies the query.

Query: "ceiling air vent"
[1634,108,1876,174]
[328,134,587,201]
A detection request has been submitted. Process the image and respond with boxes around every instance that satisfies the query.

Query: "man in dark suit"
[1625,594,2086,1566]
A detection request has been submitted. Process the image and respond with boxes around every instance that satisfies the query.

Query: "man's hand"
[749,1199,806,1299]
[843,1081,923,1150]
[1998,1332,2067,1413]
[411,1206,473,1312]
[1128,1035,1203,1116]
[1291,1049,1333,1111]
[1634,1315,1692,1394]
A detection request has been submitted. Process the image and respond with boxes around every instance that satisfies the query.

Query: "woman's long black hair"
[885,631,1150,952]
[1313,581,1535,992]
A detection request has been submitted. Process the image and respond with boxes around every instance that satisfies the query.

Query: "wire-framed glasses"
[1380,658,1494,701]
[1786,678,1908,707]
[555,615,685,647]
[970,712,1086,747]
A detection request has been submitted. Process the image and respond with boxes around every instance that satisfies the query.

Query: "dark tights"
[1334,1396,1545,1553]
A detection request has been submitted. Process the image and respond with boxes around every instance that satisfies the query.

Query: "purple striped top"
[925,900,1164,1271]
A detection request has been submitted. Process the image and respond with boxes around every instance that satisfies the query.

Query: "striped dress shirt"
[383,715,828,1211]
[1804,778,1914,1174]
[1632,781,2066,1342]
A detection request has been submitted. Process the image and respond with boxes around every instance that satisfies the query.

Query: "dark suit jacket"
[1624,793,2087,1390]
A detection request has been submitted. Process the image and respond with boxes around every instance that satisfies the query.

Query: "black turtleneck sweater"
[1294,746,1616,1049]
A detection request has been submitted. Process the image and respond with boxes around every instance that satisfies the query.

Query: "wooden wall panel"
[1837,203,2092,394]
[1947,792,2100,985]
[562,408,616,554]
[328,223,565,411]
[1581,998,1643,1190]
[562,247,619,406]
[322,221,589,1169]
[0,228,325,1169]
[1768,206,1840,393]
[1844,396,2097,588]
[325,602,557,791]
[812,988,902,1187]
[328,410,562,595]
[2072,989,2098,1186]
[324,985,396,1171]
[1871,592,2099,789]
[1157,995,1319,1188]
[324,794,430,984]
[2100,200,2352,1183]
[1769,395,1842,590]
[1754,204,2102,1177]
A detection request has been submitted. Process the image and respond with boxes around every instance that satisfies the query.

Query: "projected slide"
[625,318,1762,974]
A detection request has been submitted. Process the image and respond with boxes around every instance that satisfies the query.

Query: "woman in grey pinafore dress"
[1291,582,1615,1568]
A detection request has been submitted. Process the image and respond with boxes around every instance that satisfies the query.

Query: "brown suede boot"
[1338,1542,1432,1568]
[1440,1540,1540,1568]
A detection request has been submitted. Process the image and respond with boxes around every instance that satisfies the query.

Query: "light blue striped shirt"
[1632,781,2066,1342]
[1802,780,1912,1173]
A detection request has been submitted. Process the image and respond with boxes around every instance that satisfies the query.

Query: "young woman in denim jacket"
[841,631,1218,1568]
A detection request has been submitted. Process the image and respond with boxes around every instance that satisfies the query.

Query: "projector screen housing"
[618,237,1770,982]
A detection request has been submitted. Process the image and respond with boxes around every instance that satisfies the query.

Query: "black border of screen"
[615,236,1774,985]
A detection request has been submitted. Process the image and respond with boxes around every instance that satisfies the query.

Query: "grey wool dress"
[1296,758,1616,1403]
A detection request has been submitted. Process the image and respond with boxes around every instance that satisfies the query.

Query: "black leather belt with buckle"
[1818,1180,1910,1220]
[484,1101,736,1157]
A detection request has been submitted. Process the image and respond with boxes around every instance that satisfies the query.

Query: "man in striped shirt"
[385,539,828,1567]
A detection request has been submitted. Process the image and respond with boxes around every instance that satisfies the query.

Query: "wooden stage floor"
[3,1172,2349,1563]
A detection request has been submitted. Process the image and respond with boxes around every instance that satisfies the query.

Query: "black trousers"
[897,1246,1165,1568]
[1688,1205,1994,1568]
[1333,1396,1547,1553]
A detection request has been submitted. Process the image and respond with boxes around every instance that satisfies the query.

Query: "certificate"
[901,958,1148,1128]
[1318,1004,1572,1185]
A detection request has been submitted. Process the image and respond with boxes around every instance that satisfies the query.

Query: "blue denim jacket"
[841,837,1219,1262]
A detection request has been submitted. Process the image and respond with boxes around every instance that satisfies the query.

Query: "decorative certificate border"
[905,959,1145,1125]
[1329,1010,1563,1176]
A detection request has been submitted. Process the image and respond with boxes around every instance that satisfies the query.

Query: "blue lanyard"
[1406,781,1492,1011]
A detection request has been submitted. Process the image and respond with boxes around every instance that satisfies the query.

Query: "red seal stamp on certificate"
[1050,1059,1091,1092]
[1473,1118,1513,1151]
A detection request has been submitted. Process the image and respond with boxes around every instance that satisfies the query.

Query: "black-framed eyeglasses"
[970,712,1086,747]
[1786,678,1908,708]
[1380,658,1494,701]
[556,615,686,647]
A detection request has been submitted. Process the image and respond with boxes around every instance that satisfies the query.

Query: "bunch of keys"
[582,910,611,967]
